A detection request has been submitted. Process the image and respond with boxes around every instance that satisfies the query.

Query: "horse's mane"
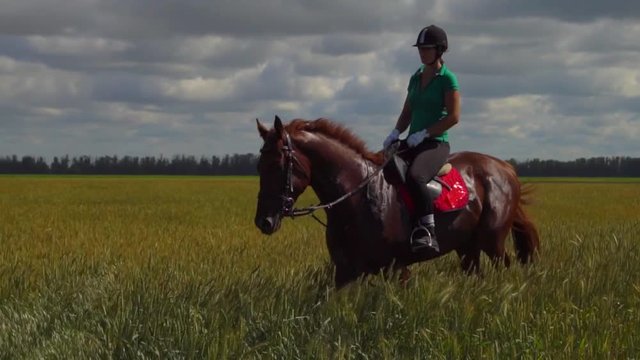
[286,118,384,165]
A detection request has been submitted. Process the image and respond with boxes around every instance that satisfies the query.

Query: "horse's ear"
[274,115,284,135]
[256,118,268,140]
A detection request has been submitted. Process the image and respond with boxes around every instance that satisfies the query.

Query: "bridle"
[277,130,400,225]
[280,131,297,217]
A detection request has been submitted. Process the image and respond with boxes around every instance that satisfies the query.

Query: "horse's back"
[449,151,515,172]
[448,151,518,187]
[448,151,521,229]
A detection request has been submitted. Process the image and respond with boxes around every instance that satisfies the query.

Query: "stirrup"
[410,224,440,252]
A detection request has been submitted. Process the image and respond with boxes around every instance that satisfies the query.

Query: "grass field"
[1,176,639,359]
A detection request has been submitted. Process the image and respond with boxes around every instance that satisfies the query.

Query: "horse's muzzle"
[255,215,281,235]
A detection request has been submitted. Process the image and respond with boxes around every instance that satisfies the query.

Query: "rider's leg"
[407,141,450,251]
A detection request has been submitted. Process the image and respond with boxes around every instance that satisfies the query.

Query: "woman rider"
[383,25,461,252]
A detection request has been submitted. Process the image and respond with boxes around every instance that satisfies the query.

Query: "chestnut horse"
[255,116,539,288]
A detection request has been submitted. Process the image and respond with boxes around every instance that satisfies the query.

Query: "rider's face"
[418,47,437,65]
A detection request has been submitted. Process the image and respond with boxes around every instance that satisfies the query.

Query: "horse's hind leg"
[475,191,514,269]
[479,227,512,269]
[456,244,481,275]
[457,228,511,274]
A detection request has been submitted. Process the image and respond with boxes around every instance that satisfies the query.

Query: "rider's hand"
[407,129,428,147]
[383,129,400,148]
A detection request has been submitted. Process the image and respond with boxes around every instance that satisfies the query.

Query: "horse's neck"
[302,136,372,206]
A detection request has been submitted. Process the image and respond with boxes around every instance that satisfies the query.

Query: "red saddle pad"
[398,167,469,213]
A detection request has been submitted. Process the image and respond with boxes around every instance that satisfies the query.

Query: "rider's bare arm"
[428,90,460,136]
[393,96,412,133]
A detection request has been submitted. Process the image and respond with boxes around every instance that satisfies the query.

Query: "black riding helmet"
[413,25,448,55]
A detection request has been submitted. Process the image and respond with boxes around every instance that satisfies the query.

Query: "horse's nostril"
[256,217,275,233]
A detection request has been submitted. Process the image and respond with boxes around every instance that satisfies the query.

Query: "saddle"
[383,148,468,213]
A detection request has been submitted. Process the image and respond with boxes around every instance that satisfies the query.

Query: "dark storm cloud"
[1,0,639,159]
[0,0,430,37]
[312,34,380,56]
[90,73,168,104]
[333,76,401,116]
[447,0,640,22]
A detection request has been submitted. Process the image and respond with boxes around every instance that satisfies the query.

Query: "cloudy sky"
[1,1,639,160]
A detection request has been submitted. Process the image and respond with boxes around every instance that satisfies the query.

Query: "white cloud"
[485,95,552,123]
[0,56,87,106]
[162,76,238,102]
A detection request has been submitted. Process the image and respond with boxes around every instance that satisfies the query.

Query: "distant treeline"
[507,157,640,177]
[1,154,639,177]
[0,154,258,175]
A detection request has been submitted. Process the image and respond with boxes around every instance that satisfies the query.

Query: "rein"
[280,131,401,226]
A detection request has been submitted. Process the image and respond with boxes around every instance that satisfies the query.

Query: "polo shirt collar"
[419,63,447,76]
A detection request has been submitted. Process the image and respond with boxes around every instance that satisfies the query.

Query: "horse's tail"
[511,184,540,264]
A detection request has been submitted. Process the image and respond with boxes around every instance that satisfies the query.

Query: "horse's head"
[254,116,311,235]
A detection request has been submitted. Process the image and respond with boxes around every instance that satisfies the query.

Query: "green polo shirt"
[407,63,459,142]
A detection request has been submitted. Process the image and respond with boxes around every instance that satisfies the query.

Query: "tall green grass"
[1,176,639,358]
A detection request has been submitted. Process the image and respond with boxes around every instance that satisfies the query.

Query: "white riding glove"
[383,129,400,148]
[407,129,429,148]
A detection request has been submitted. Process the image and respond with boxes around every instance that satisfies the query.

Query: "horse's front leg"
[398,266,411,287]
[385,263,412,287]
[334,264,359,289]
